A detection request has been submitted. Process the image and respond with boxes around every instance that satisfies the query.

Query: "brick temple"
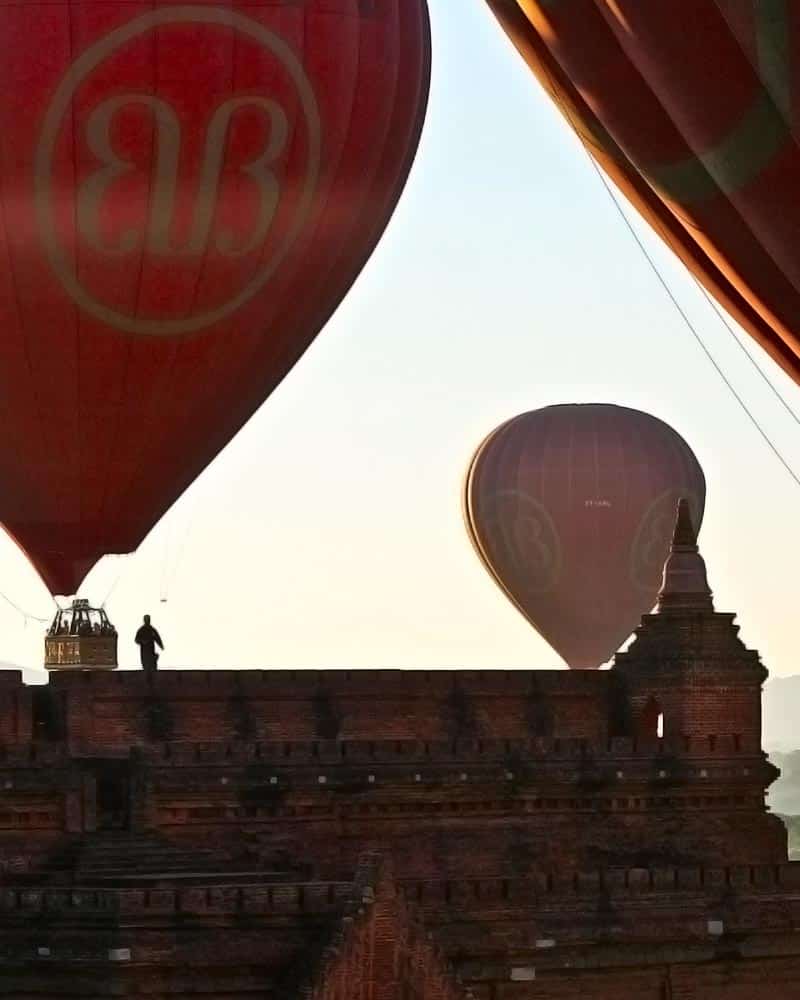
[1,505,799,998]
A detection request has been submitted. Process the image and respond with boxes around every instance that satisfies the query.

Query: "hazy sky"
[5,1,800,677]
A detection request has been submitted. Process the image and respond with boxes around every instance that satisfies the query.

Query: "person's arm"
[154,629,164,650]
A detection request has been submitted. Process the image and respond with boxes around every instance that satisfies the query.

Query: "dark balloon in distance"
[485,0,800,386]
[0,0,430,594]
[464,405,706,669]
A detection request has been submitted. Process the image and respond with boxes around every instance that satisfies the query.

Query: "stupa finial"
[656,498,713,613]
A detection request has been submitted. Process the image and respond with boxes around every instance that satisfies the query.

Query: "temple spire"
[656,498,714,613]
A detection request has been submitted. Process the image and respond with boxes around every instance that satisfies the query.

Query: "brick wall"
[311,858,466,1000]
[44,669,613,752]
[0,672,31,745]
[1,665,782,874]
[0,604,790,999]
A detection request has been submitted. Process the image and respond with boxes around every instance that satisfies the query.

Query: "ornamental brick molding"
[0,528,795,995]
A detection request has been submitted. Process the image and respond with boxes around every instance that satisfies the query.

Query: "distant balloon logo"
[478,491,561,596]
[464,405,706,669]
[35,6,321,336]
[630,488,703,592]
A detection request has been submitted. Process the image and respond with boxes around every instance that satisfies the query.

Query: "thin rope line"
[99,555,132,611]
[159,515,175,603]
[587,155,800,489]
[695,282,800,428]
[0,588,52,625]
[161,487,201,603]
[533,51,800,486]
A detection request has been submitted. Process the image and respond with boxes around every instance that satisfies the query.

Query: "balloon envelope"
[485,0,800,386]
[464,405,706,669]
[0,0,430,594]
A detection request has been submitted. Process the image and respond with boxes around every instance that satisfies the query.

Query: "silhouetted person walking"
[135,615,164,675]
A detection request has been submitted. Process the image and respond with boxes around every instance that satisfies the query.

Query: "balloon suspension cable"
[100,487,200,613]
[159,515,176,604]
[537,60,800,489]
[695,278,800,430]
[0,587,53,627]
[99,555,131,612]
[589,158,800,492]
[160,486,202,606]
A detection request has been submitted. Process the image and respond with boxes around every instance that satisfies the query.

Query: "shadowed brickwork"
[0,523,797,996]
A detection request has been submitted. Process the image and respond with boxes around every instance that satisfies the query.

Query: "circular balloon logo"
[464,405,706,669]
[35,6,321,336]
[477,490,562,597]
[629,488,703,593]
[0,0,431,595]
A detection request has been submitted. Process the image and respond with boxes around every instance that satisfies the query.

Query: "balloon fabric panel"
[486,0,800,385]
[0,1,431,594]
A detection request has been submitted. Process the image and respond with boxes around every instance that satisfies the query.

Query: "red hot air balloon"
[0,1,430,595]
[485,0,800,386]
[464,405,706,669]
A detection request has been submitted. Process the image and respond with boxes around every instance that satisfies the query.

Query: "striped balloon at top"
[485,0,800,386]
